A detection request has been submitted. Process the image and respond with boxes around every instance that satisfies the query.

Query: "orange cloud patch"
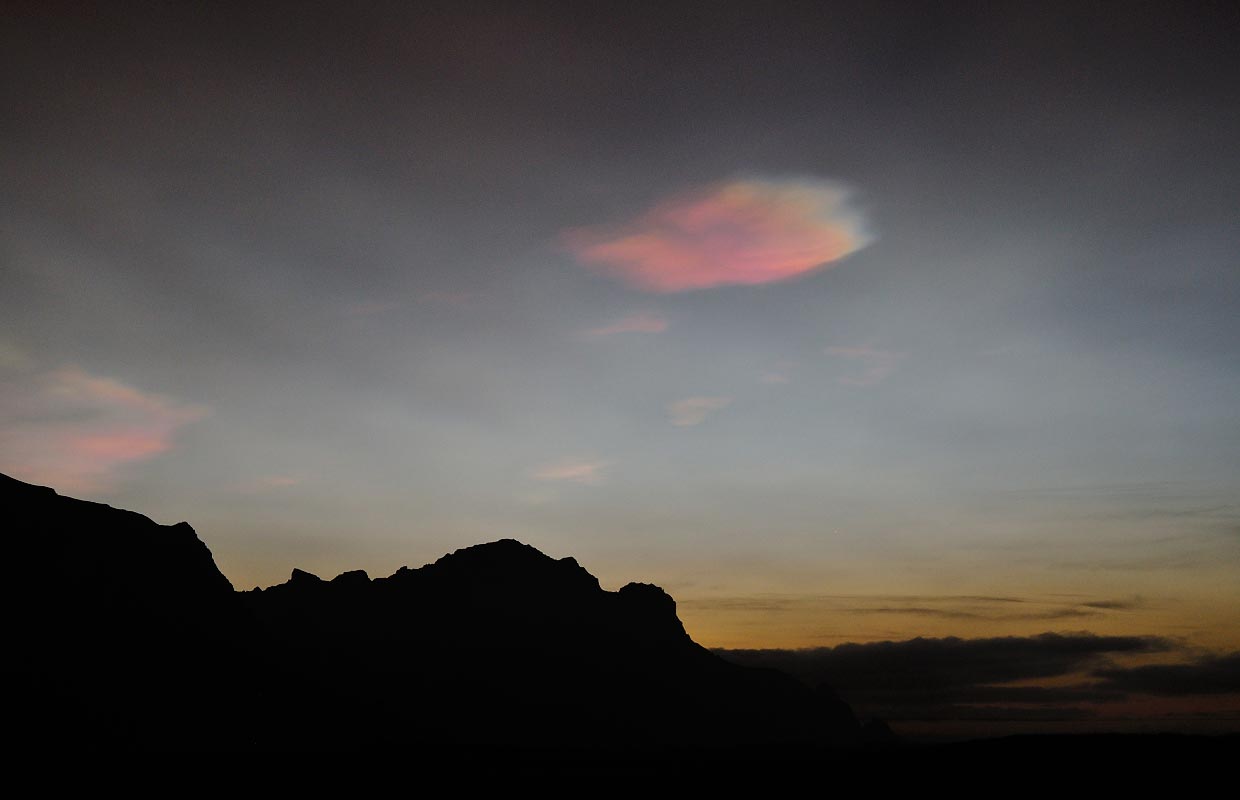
[562,178,872,292]
[0,366,208,493]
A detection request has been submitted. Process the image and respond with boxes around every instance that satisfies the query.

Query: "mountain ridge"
[2,472,861,752]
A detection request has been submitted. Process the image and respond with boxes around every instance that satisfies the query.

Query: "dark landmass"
[3,472,856,754]
[4,471,1234,769]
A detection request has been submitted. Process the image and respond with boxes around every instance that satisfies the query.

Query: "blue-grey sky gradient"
[3,4,1238,660]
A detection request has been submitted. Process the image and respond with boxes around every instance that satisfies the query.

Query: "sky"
[3,2,1239,735]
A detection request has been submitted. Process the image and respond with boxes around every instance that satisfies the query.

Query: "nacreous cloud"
[562,178,872,292]
[0,366,208,493]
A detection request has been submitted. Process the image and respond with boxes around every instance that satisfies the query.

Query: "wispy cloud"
[0,366,209,493]
[342,300,402,317]
[418,290,476,307]
[668,396,732,426]
[760,359,798,385]
[825,344,905,386]
[683,592,1144,623]
[531,457,611,485]
[562,177,872,292]
[583,311,669,337]
[1080,597,1146,611]
[846,606,1102,621]
[0,341,32,370]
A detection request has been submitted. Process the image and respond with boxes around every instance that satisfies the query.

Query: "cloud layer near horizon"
[563,178,872,292]
[718,634,1240,727]
[0,366,208,493]
[718,633,1176,720]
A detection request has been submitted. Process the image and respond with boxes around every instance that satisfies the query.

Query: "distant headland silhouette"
[5,471,1234,769]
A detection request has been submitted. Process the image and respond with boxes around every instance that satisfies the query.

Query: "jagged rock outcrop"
[240,539,860,750]
[2,472,860,753]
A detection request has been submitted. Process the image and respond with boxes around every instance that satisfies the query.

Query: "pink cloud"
[531,458,611,485]
[825,345,905,386]
[583,311,669,337]
[562,178,872,292]
[0,366,209,493]
[668,396,731,426]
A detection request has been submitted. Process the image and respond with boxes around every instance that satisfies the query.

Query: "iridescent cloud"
[825,345,905,386]
[0,366,209,493]
[583,311,669,337]
[562,178,872,292]
[531,458,611,485]
[669,396,732,426]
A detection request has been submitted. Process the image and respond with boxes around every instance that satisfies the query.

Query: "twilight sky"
[3,0,1239,714]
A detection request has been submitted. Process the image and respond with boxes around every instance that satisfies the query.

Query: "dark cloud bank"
[717,634,1240,723]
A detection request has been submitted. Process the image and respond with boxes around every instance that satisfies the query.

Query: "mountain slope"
[3,472,246,749]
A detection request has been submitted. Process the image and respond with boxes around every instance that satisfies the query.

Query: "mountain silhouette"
[2,473,860,754]
[4,472,253,749]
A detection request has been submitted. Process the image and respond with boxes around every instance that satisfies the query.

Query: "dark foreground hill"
[2,472,859,754]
